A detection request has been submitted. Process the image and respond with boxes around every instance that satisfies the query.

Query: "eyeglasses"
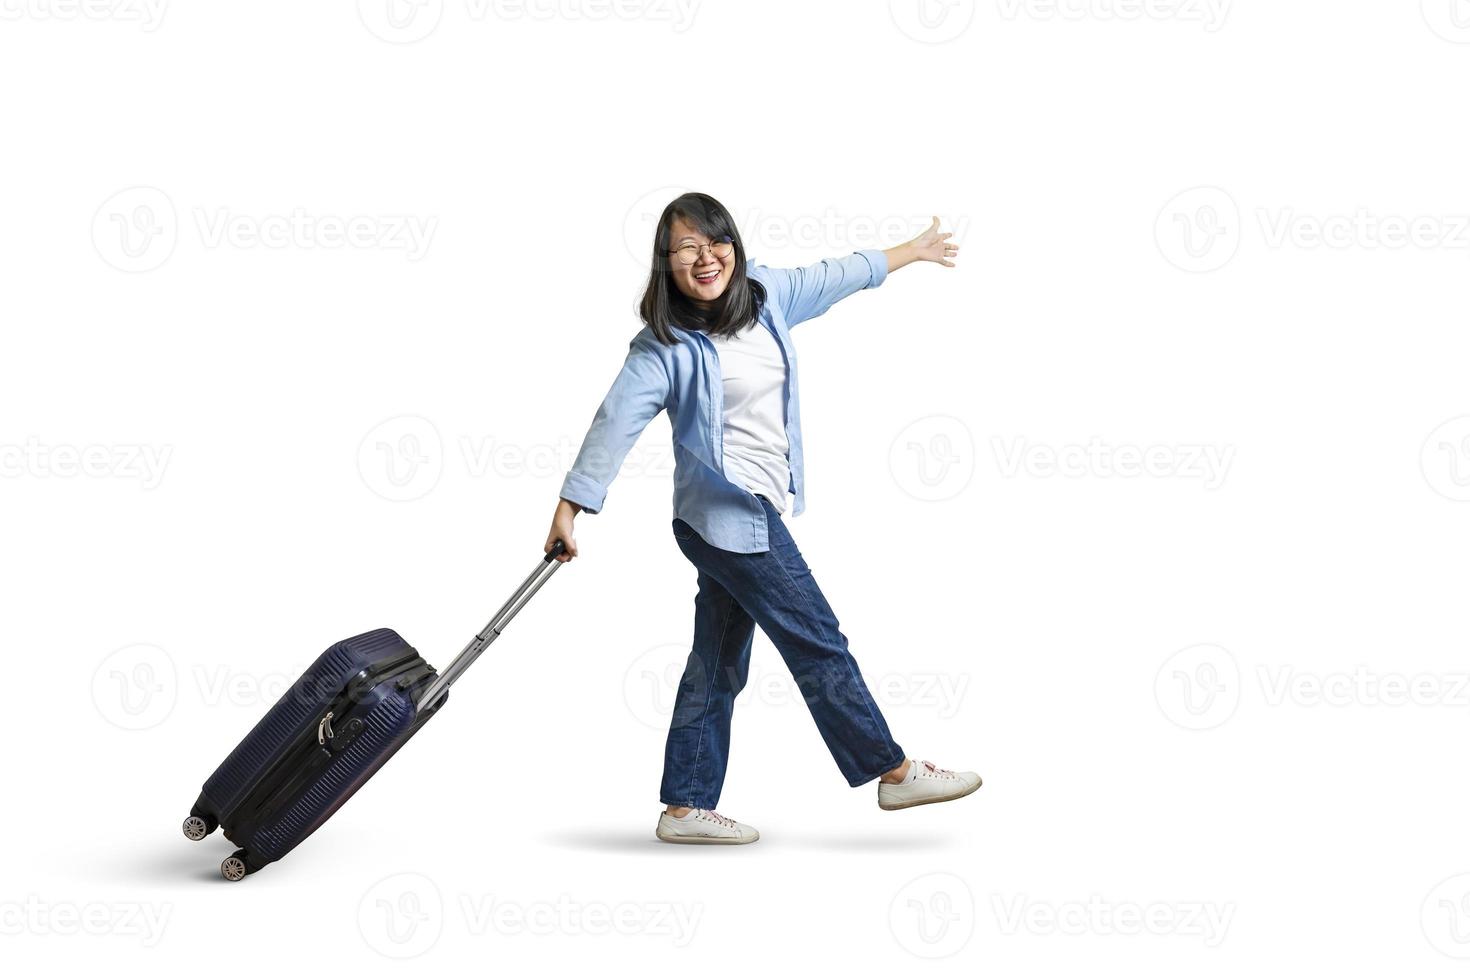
[668,236,734,265]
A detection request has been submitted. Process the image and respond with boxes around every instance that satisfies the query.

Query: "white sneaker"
[877,759,982,811]
[655,808,760,844]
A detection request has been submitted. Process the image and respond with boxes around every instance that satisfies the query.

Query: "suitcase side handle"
[415,540,567,712]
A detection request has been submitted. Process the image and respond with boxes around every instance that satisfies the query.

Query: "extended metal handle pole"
[415,541,566,712]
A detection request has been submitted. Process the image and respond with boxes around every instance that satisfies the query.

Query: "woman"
[546,192,981,844]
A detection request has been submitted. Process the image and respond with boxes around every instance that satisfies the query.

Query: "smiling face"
[667,215,735,306]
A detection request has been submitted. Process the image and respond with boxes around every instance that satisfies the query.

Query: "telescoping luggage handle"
[415,540,567,712]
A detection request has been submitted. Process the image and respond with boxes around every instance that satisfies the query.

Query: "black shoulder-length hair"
[639,192,766,346]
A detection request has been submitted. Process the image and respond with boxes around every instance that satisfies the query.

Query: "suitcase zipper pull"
[317,712,335,745]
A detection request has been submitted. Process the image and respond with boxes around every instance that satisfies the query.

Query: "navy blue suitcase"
[182,543,565,880]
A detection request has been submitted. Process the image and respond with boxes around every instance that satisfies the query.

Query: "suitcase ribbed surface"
[203,628,409,813]
[249,686,418,861]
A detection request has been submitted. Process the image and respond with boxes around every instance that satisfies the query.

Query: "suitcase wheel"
[221,851,251,882]
[181,815,216,841]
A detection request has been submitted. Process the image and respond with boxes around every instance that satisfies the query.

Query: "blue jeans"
[660,494,906,809]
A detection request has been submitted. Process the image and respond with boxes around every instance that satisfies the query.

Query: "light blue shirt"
[558,248,890,553]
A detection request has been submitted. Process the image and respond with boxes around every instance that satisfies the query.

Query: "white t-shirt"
[708,321,792,513]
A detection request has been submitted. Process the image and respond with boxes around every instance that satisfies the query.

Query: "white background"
[3,0,1469,975]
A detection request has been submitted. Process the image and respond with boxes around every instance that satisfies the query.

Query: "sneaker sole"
[656,828,760,845]
[878,777,982,811]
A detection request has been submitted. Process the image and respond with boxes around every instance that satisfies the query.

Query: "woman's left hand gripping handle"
[546,498,581,562]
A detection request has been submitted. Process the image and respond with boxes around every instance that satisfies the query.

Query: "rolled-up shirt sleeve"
[755,248,889,328]
[559,341,671,515]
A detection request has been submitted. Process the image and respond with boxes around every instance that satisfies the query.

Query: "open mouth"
[693,268,721,285]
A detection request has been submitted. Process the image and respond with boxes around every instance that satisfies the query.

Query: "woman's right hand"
[546,498,581,562]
